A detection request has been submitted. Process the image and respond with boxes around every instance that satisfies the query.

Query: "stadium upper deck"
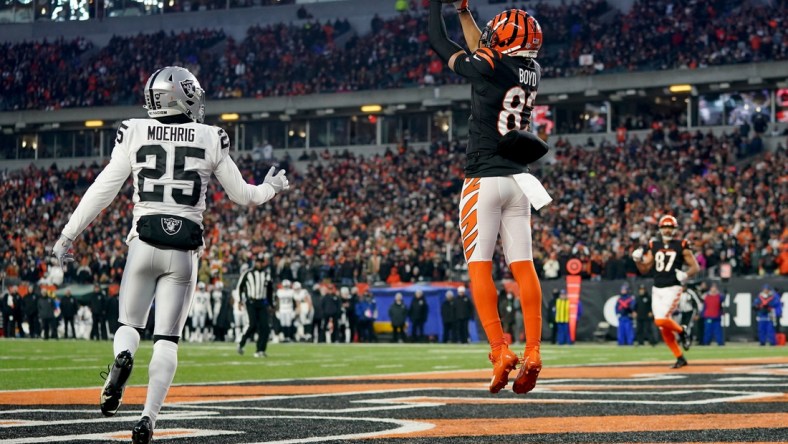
[0,0,786,162]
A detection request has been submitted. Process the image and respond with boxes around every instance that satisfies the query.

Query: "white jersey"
[191,290,212,316]
[211,289,223,318]
[62,118,277,243]
[276,288,296,314]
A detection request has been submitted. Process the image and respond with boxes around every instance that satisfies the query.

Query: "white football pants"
[459,176,533,264]
[118,238,199,337]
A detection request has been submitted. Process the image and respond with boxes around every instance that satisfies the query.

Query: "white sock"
[141,340,178,428]
[113,326,141,357]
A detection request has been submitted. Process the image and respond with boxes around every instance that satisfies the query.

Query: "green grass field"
[1,339,784,391]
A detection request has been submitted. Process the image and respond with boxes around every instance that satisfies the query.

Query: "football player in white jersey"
[232,288,249,343]
[190,282,212,342]
[276,279,296,342]
[50,66,289,444]
[293,281,314,342]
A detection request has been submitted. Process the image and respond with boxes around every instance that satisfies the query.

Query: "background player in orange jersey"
[429,0,551,394]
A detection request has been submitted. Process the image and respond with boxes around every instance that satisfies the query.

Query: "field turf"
[1,339,784,390]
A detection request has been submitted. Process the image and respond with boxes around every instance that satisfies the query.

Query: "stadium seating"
[1,128,784,289]
[1,0,786,111]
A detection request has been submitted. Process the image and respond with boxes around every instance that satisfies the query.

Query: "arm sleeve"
[61,132,132,240]
[428,0,466,62]
[214,153,277,206]
[452,47,499,79]
[236,271,248,300]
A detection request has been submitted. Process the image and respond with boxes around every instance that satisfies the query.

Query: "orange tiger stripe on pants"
[459,176,540,355]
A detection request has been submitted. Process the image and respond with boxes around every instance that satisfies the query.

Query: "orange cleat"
[488,346,519,394]
[512,348,542,395]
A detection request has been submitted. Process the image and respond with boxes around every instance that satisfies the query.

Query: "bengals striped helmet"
[479,9,543,58]
[658,215,678,238]
[658,215,678,228]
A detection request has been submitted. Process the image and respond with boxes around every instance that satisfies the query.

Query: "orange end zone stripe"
[374,413,788,438]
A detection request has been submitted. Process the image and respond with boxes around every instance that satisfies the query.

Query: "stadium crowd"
[2,0,786,111]
[1,125,785,292]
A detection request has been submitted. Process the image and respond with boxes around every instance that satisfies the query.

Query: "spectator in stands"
[543,252,560,280]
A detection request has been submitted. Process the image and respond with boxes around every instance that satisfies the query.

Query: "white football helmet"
[144,66,205,123]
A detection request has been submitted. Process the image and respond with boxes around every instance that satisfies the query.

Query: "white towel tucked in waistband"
[513,172,552,211]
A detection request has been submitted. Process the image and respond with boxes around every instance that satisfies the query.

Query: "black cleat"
[672,355,688,369]
[679,325,692,351]
[99,350,134,417]
[132,416,153,444]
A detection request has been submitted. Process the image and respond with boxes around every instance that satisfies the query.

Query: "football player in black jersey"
[429,0,550,394]
[632,215,700,368]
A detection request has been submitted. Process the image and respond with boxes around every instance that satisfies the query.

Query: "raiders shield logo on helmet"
[180,80,196,99]
[161,217,183,235]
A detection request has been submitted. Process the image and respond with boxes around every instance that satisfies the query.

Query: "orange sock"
[655,318,683,334]
[510,260,542,352]
[468,261,504,354]
[655,319,682,358]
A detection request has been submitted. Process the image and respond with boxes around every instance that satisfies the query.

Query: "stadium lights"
[220,113,240,121]
[668,84,692,93]
[361,105,383,113]
[84,120,104,127]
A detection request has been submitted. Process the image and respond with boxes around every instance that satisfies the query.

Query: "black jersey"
[452,47,541,178]
[648,238,690,288]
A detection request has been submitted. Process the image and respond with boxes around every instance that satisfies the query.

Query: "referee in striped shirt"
[237,254,274,357]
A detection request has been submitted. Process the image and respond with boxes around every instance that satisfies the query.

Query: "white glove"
[675,269,688,284]
[51,235,75,270]
[263,166,289,193]
[631,248,644,262]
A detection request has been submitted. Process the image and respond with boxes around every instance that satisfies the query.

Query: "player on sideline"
[632,215,699,368]
[428,0,551,394]
[51,66,289,443]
